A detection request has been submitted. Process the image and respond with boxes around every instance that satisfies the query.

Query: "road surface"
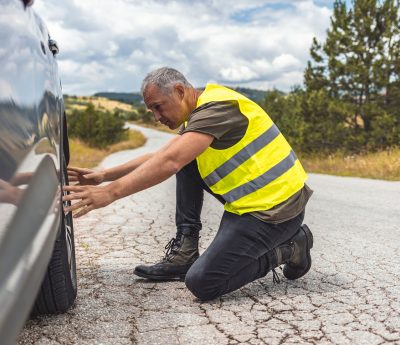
[17,124,400,345]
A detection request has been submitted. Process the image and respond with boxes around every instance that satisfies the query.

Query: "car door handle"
[48,38,59,56]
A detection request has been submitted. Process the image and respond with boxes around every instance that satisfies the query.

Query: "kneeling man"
[65,67,314,301]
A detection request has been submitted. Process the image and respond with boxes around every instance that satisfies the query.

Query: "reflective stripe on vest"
[222,150,298,203]
[203,124,281,187]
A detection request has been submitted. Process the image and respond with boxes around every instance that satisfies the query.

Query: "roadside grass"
[66,96,136,113]
[301,148,400,181]
[68,129,146,168]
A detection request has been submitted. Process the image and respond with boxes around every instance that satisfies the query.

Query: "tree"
[261,88,306,151]
[304,0,400,150]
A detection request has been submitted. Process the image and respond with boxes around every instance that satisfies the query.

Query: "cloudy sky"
[35,0,340,95]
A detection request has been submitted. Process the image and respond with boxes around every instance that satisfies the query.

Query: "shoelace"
[162,237,180,261]
[272,267,281,284]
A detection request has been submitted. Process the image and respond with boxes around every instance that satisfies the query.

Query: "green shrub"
[137,105,154,123]
[68,103,128,149]
[118,109,139,121]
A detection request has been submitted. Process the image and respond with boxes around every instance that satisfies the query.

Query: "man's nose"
[153,111,161,121]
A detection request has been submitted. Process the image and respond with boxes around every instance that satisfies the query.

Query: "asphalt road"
[17,125,400,345]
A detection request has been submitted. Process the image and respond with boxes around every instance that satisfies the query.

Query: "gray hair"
[141,67,193,95]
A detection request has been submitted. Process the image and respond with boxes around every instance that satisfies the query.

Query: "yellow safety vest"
[194,84,307,215]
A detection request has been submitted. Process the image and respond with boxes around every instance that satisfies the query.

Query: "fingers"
[67,169,79,183]
[68,176,79,182]
[83,172,99,179]
[61,184,107,218]
[67,167,102,186]
[73,205,95,218]
[63,192,84,204]
[63,185,87,203]
[65,198,90,213]
[63,185,86,193]
[64,200,93,218]
[68,170,79,177]
[68,166,93,174]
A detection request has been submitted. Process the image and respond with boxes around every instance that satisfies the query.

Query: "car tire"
[32,154,77,314]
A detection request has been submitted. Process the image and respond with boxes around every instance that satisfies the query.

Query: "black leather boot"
[133,229,199,280]
[269,224,313,282]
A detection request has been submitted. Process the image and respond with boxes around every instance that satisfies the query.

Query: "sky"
[34,0,337,95]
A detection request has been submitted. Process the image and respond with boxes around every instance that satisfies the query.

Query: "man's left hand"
[63,185,115,218]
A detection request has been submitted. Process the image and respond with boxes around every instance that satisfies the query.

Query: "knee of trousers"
[185,266,223,301]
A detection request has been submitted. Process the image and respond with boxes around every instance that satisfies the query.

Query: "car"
[0,0,77,344]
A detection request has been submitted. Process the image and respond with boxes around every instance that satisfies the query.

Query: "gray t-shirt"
[179,101,313,223]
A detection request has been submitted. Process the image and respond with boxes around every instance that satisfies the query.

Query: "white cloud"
[272,54,301,70]
[34,0,332,94]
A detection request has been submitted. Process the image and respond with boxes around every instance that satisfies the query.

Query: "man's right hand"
[67,166,105,186]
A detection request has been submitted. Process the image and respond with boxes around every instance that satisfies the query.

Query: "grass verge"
[68,129,146,168]
[301,148,400,181]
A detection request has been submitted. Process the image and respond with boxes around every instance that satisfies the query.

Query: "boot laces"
[162,237,181,262]
[272,267,281,284]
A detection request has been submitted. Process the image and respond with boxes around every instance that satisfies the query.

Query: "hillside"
[93,92,143,106]
[93,86,268,105]
[232,87,268,103]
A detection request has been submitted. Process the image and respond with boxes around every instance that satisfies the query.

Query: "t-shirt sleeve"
[178,123,185,135]
[180,101,243,140]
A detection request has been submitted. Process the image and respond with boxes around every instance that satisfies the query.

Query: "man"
[64,67,314,301]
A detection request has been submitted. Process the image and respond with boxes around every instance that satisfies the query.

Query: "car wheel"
[32,154,77,314]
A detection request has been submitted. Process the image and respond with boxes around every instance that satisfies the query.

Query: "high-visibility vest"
[195,84,307,215]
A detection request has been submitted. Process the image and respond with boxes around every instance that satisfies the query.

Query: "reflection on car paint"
[0,2,76,344]
[0,1,62,236]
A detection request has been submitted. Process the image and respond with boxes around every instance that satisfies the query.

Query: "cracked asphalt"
[17,125,400,345]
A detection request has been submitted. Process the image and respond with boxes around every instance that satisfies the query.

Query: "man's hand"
[68,167,105,186]
[63,184,115,218]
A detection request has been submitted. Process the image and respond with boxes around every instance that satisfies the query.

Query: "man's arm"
[102,136,183,181]
[68,152,154,185]
[110,132,212,199]
[101,152,154,181]
[68,136,180,184]
[63,131,214,217]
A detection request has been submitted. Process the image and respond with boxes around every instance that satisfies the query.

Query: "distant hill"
[231,87,267,103]
[93,92,143,106]
[93,87,269,106]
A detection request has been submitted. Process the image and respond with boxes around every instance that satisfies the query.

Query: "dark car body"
[0,1,77,344]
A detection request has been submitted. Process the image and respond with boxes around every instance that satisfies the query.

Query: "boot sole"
[285,224,313,280]
[133,269,186,281]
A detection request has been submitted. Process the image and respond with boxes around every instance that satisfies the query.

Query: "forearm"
[106,151,179,200]
[103,152,154,181]
[102,136,180,181]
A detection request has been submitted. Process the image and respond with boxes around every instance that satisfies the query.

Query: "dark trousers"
[176,160,304,301]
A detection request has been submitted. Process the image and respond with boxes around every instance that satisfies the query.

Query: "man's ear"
[174,84,185,100]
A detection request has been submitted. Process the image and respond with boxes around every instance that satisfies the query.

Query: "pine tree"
[304,0,400,150]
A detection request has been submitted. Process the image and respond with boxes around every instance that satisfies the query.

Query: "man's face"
[143,84,186,130]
